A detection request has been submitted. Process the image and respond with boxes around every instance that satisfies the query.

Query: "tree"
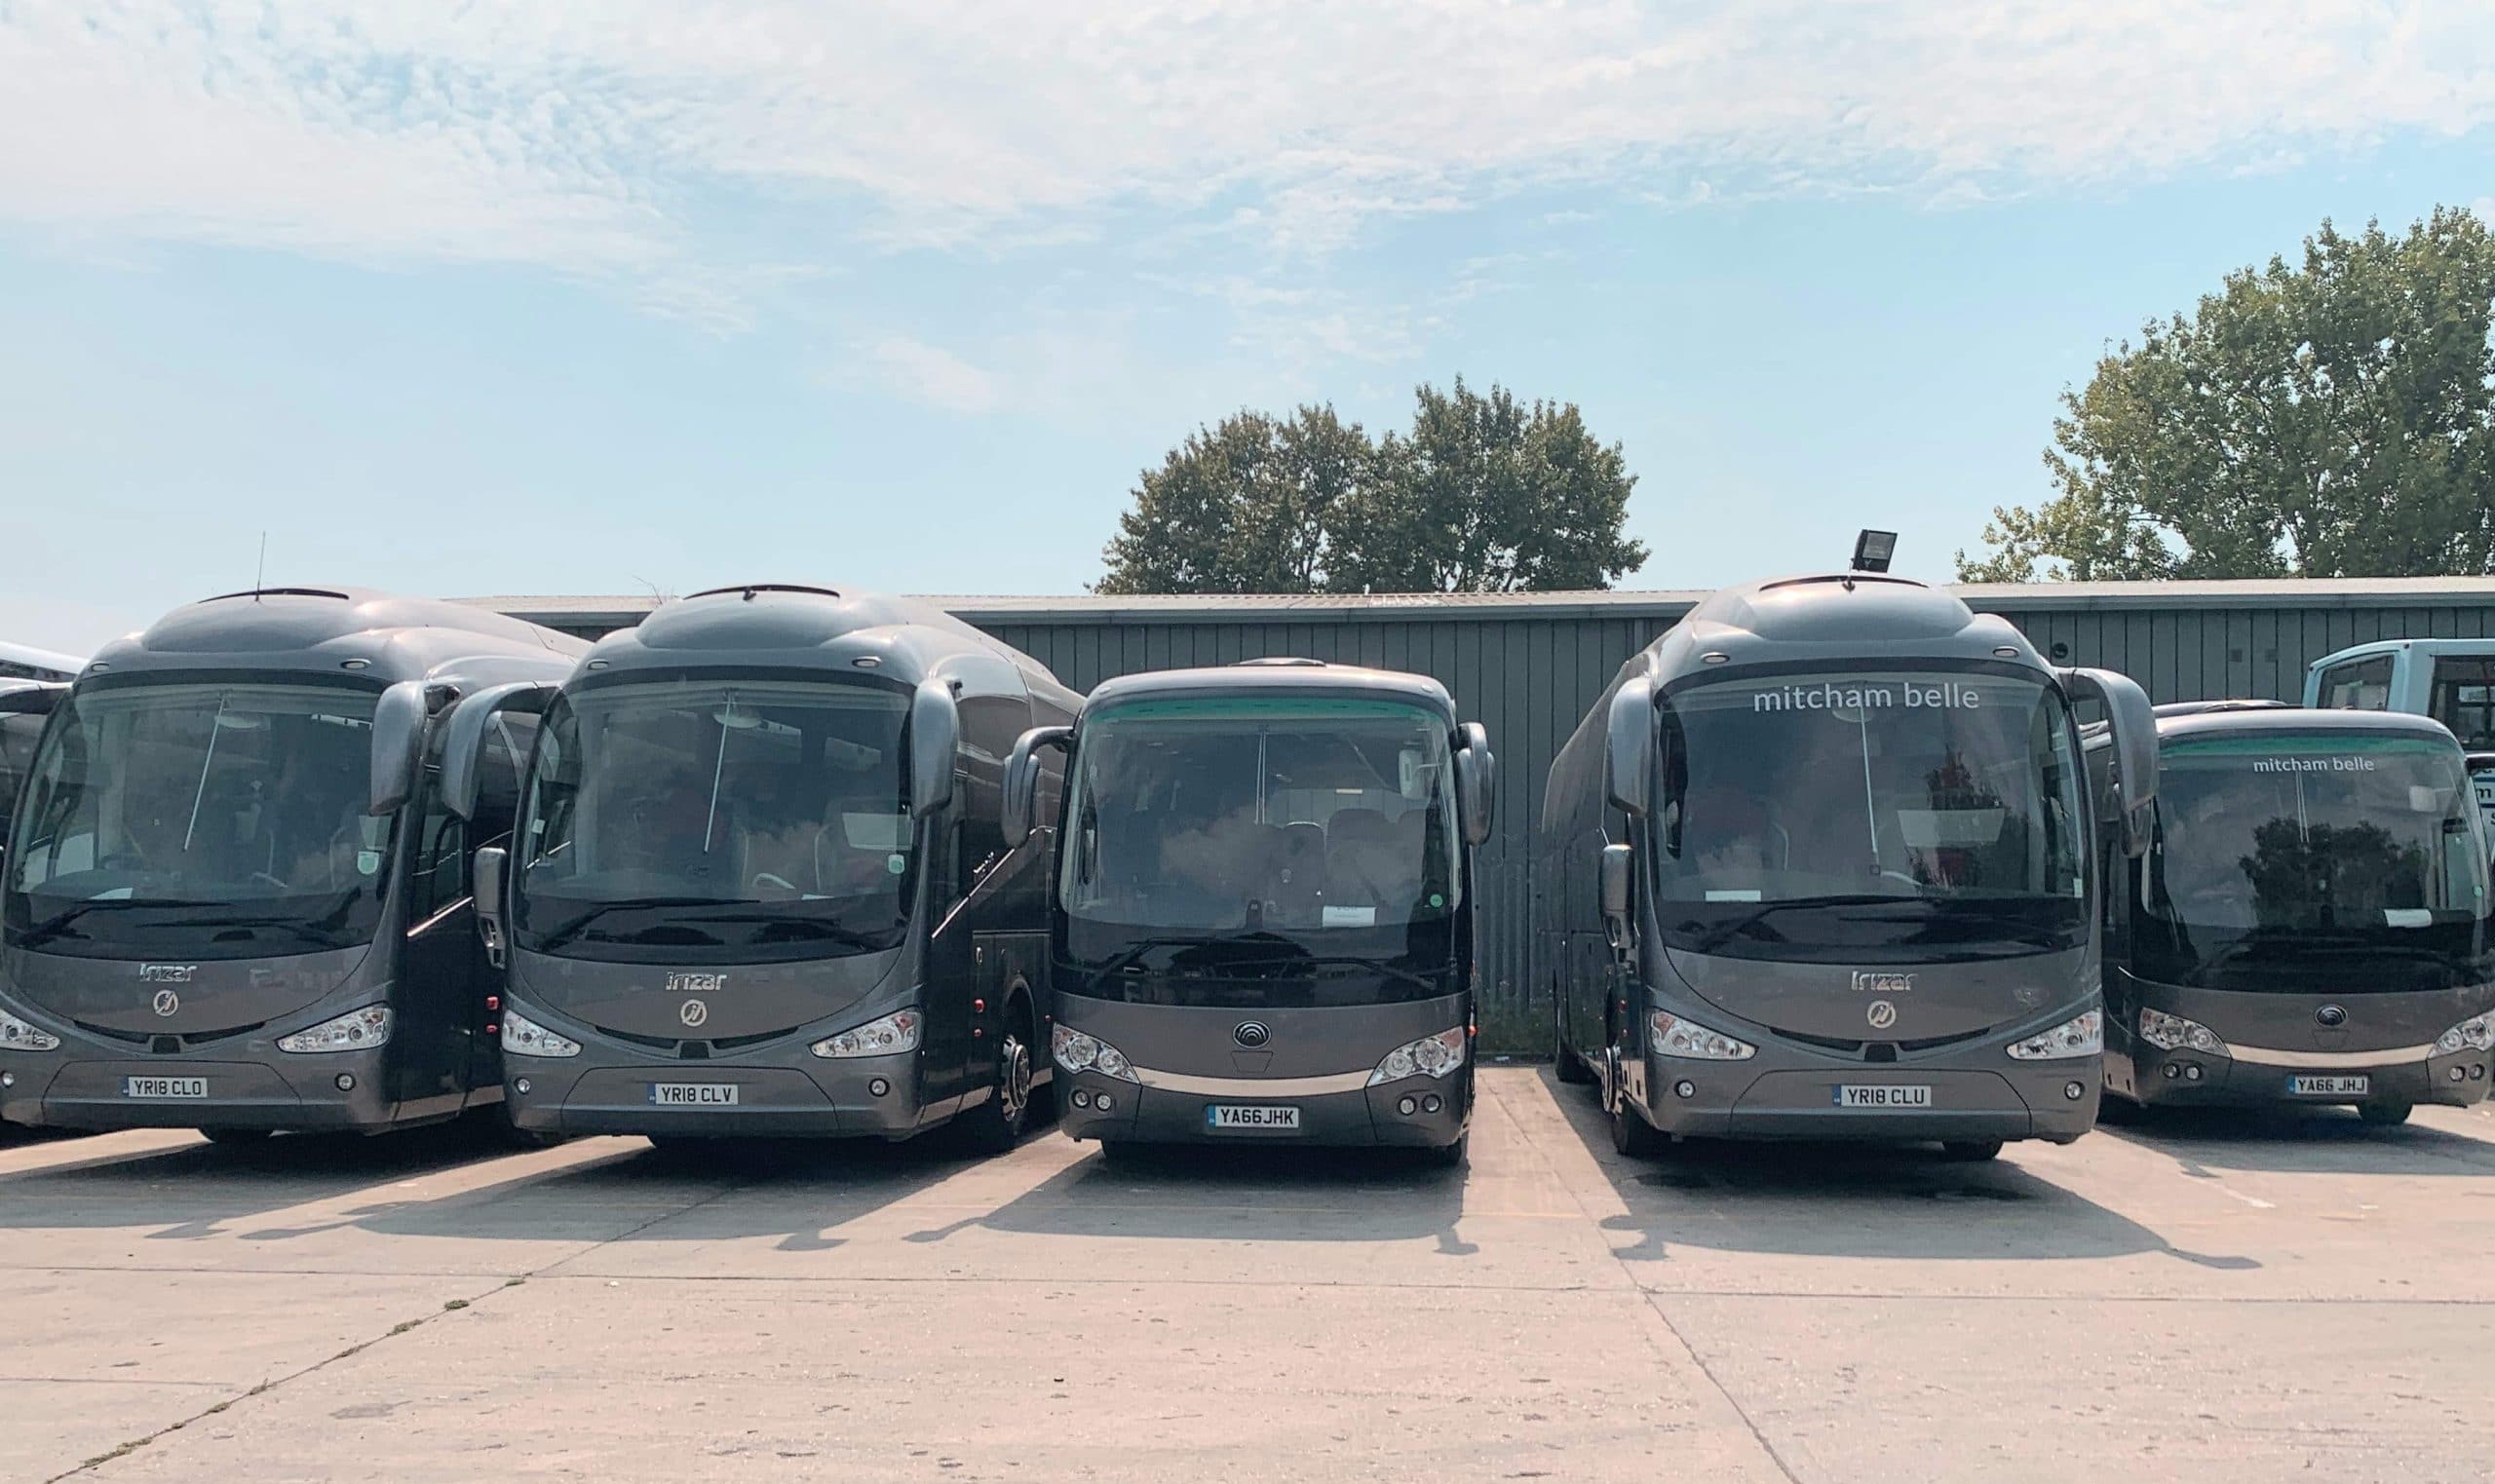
[1094,406,1374,594]
[1959,208,2495,583]
[1329,379,1647,593]
[1096,379,1648,594]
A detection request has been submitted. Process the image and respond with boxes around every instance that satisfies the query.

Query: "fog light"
[2452,1066,2469,1083]
[1094,1092,1114,1112]
[1674,1079,1696,1099]
[2473,1065,2485,1081]
[2164,1064,2181,1080]
[1071,1089,1092,1109]
[2064,1081,2085,1101]
[334,1073,356,1092]
[1398,1095,1417,1116]
[2184,1064,2204,1082]
[514,1078,532,1095]
[1,1072,12,1088]
[1422,1094,1442,1114]
[868,1077,891,1097]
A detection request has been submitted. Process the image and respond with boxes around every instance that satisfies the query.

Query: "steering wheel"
[1878,869,1923,890]
[250,871,289,891]
[750,871,797,896]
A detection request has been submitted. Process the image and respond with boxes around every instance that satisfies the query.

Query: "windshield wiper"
[15,897,222,948]
[533,897,728,952]
[672,912,887,949]
[1683,894,1919,953]
[1218,953,1452,994]
[1064,932,1286,981]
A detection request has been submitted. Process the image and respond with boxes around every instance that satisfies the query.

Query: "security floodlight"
[1851,529,1898,573]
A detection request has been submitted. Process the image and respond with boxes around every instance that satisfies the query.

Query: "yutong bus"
[2100,702,2493,1123]
[1543,535,2158,1161]
[1003,660,1495,1165]
[0,589,582,1141]
[471,585,1080,1150]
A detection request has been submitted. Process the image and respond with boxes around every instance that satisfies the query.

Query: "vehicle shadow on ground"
[900,1141,1478,1255]
[340,1128,1009,1253]
[2095,1100,2495,1176]
[0,1118,521,1239]
[1538,1071,2258,1271]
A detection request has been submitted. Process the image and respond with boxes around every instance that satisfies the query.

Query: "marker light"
[0,1009,60,1051]
[502,1008,582,1058]
[1851,529,1899,573]
[2138,1008,2227,1055]
[1368,1028,1468,1085]
[2435,1010,2495,1055]
[2007,1008,2102,1061]
[1649,1009,1757,1061]
[1051,1024,1138,1083]
[811,1009,921,1059]
[277,1006,393,1054]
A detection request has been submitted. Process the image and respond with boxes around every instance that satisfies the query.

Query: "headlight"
[1367,1027,1468,1085]
[2138,1007,2227,1055]
[502,1008,582,1058]
[0,1009,60,1052]
[1650,1009,1756,1061]
[2437,1010,2495,1055]
[811,1009,922,1059]
[2007,1008,2102,1060]
[276,1006,393,1054]
[1052,1023,1137,1082]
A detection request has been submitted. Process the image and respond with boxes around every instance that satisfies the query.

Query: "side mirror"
[439,681,559,819]
[2060,667,2158,857]
[911,682,961,818]
[1599,842,1634,940]
[1604,681,1654,818]
[1455,721,1495,847]
[1001,725,1072,850]
[472,845,509,968]
[0,683,63,719]
[368,681,430,818]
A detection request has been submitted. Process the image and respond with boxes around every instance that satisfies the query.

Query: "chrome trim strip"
[2226,1042,2437,1069]
[1130,1066,1376,1097]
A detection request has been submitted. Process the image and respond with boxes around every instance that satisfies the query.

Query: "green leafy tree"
[1097,379,1647,594]
[1960,208,2495,583]
[1094,405,1373,594]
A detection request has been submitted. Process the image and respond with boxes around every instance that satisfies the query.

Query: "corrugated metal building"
[472,578,2495,1052]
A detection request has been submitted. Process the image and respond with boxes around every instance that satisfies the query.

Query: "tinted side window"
[2319,656,2395,711]
[407,787,468,924]
[2429,658,2495,750]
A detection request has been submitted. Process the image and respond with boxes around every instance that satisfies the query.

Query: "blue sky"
[4,3,2492,655]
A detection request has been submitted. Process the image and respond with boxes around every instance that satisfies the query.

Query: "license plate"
[2288,1074,2370,1097]
[1206,1104,1301,1131]
[123,1076,207,1100]
[648,1083,740,1107]
[1833,1084,1933,1109]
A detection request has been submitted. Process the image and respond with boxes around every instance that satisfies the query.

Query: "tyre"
[954,1017,1036,1156]
[1418,1133,1469,1170]
[2357,1100,2413,1128]
[1939,1140,2004,1161]
[201,1127,273,1146]
[484,1100,564,1150]
[1553,1012,1594,1085]
[1608,1063,1668,1160]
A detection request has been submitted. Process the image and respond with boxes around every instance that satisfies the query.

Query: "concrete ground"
[5,1068,2493,1484]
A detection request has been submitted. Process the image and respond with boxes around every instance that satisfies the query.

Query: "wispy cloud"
[865,336,1001,415]
[3,3,2491,305]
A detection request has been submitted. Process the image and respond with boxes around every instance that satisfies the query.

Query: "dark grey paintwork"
[1541,571,2133,1150]
[2102,706,2495,1115]
[1045,663,1482,1154]
[496,584,1081,1141]
[0,588,584,1133]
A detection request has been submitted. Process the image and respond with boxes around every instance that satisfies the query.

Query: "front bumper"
[1630,1054,2100,1145]
[1056,1068,1467,1149]
[504,1048,937,1139]
[0,1046,403,1133]
[2121,1046,2490,1109]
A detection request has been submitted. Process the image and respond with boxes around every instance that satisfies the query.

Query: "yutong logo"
[139,964,196,984]
[1233,1021,1271,1048]
[666,971,727,995]
[1851,971,1914,995]
[2317,1005,2349,1028]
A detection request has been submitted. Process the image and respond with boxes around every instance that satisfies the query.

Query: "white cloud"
[865,336,1000,415]
[1,2,2491,299]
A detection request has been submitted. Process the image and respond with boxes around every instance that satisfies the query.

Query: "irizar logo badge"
[679,999,710,1029]
[151,989,181,1018]
[1851,971,1914,995]
[139,964,196,984]
[666,971,727,994]
[1865,1000,1899,1031]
